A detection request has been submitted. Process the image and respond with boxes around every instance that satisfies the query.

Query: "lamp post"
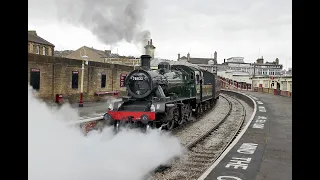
[79,55,88,107]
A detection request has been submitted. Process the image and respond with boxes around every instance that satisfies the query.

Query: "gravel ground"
[173,97,231,147]
[150,94,253,180]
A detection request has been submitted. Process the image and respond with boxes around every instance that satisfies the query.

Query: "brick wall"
[28,53,134,103]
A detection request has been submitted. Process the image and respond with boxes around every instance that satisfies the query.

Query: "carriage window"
[190,73,194,80]
[196,74,200,84]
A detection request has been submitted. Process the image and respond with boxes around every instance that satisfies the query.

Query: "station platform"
[199,91,292,180]
[47,100,110,117]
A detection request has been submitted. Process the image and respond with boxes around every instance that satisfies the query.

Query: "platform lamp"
[79,55,88,107]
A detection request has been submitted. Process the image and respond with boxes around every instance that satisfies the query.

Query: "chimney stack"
[28,30,37,36]
[214,51,217,60]
[224,59,225,63]
[187,53,190,62]
[178,53,180,61]
[140,55,152,70]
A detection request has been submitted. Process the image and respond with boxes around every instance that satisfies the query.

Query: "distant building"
[28,30,55,56]
[217,57,284,89]
[218,57,283,76]
[281,67,292,76]
[54,50,74,57]
[65,46,140,66]
[226,57,244,63]
[176,51,218,73]
[178,51,217,65]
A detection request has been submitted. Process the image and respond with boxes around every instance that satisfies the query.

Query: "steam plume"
[55,0,151,46]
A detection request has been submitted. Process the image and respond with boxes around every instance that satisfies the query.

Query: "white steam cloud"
[28,87,184,180]
[55,0,151,47]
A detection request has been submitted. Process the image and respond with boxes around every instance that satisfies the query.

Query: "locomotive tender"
[104,55,221,131]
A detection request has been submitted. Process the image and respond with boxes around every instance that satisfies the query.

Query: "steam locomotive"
[103,55,221,131]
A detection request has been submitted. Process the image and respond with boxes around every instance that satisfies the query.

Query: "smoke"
[28,86,184,180]
[55,0,151,46]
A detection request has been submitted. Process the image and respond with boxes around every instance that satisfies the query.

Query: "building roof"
[66,46,121,61]
[28,31,55,47]
[189,58,214,64]
[84,46,113,58]
[180,56,214,64]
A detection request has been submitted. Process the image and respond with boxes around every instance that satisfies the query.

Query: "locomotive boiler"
[104,54,221,131]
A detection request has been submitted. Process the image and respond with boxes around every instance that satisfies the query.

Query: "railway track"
[149,94,247,180]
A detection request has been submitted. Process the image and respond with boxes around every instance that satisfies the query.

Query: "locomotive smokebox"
[140,55,152,70]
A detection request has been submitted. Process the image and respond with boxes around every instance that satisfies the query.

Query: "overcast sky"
[28,0,292,69]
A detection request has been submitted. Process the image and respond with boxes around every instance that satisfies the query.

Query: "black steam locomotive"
[104,55,221,131]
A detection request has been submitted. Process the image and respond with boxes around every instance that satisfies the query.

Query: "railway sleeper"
[169,174,189,180]
[191,153,216,159]
[189,157,212,163]
[180,167,204,173]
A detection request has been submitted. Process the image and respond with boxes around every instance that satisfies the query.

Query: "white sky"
[28,0,292,70]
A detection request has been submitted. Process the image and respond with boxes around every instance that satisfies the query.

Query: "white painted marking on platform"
[225,157,252,170]
[258,106,266,112]
[257,101,263,104]
[237,143,258,154]
[197,91,258,180]
[217,176,242,180]
[252,116,267,129]
[249,95,259,100]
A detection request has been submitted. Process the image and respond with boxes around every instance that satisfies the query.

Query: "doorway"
[30,68,40,91]
[277,82,281,95]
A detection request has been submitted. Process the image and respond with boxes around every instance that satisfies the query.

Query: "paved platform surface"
[202,91,292,180]
[47,101,111,119]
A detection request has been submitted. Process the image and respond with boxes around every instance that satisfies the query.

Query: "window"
[71,71,79,89]
[196,74,200,84]
[28,44,30,53]
[190,73,194,80]
[282,81,287,91]
[30,68,40,91]
[101,73,106,88]
[43,47,46,55]
[36,46,40,54]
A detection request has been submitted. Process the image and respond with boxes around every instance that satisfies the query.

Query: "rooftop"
[28,30,55,47]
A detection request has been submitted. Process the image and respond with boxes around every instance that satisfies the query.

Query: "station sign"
[120,73,127,87]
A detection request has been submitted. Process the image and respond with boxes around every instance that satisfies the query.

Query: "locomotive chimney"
[178,53,180,61]
[150,39,153,45]
[140,55,152,70]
